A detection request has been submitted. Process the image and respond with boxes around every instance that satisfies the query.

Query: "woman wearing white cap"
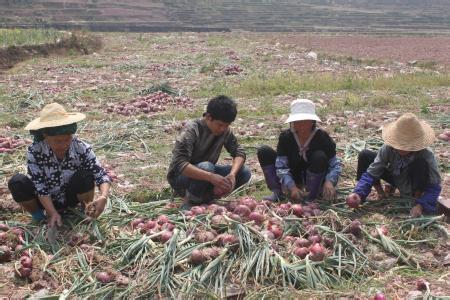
[7,103,111,227]
[257,99,342,202]
[346,113,442,217]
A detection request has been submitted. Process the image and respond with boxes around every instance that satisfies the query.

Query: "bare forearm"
[181,164,213,183]
[229,156,245,177]
[38,195,57,215]
[98,182,110,198]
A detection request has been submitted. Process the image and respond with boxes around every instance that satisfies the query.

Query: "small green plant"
[420,104,431,114]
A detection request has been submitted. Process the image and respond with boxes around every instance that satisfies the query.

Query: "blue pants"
[170,162,251,205]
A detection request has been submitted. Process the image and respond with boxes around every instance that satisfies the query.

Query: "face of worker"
[45,134,73,158]
[205,114,231,136]
[291,120,314,135]
[396,149,412,156]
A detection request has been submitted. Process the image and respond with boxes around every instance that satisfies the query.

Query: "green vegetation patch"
[0,28,66,48]
[195,71,450,98]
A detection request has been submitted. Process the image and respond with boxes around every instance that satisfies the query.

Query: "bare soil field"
[282,34,450,67]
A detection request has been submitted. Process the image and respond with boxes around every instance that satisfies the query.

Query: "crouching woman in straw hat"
[7,103,111,227]
[257,99,342,202]
[346,113,442,217]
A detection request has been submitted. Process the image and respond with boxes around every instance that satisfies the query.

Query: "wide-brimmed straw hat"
[24,103,86,131]
[285,99,321,123]
[381,113,435,151]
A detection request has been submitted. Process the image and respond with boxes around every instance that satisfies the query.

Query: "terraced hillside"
[0,0,449,33]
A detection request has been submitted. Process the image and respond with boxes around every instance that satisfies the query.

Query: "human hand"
[410,204,423,218]
[290,186,307,202]
[85,196,107,218]
[210,174,232,193]
[48,212,62,228]
[374,184,387,200]
[322,180,336,201]
[225,173,236,191]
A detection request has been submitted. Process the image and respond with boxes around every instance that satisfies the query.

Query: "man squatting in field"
[167,95,251,209]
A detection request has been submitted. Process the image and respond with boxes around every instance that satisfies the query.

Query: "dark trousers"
[357,149,430,193]
[8,170,95,210]
[170,162,251,205]
[257,145,328,185]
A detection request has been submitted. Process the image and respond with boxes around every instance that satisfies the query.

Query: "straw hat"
[381,113,435,151]
[24,103,86,131]
[285,99,321,123]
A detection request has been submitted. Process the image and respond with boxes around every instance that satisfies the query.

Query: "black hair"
[204,95,237,123]
[30,123,77,142]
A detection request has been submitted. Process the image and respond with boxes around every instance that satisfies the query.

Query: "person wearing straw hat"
[346,113,442,217]
[7,103,111,227]
[257,99,342,202]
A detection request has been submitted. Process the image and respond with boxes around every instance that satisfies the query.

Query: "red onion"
[234,205,251,217]
[269,225,283,239]
[159,230,173,243]
[349,220,362,236]
[309,243,326,261]
[190,249,206,265]
[238,196,258,211]
[226,201,238,212]
[346,196,360,209]
[130,218,145,229]
[416,279,428,291]
[248,212,265,225]
[191,206,206,215]
[283,235,296,243]
[157,215,170,225]
[0,232,7,243]
[227,213,242,222]
[0,224,9,232]
[195,231,216,243]
[294,247,309,259]
[291,204,303,217]
[308,235,322,244]
[162,223,175,231]
[279,203,291,211]
[213,206,226,215]
[17,266,32,278]
[96,271,113,283]
[294,238,311,248]
[0,245,12,262]
[373,292,386,300]
[203,247,220,260]
[20,256,32,268]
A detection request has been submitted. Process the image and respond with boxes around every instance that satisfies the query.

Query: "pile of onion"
[0,136,29,154]
[106,91,193,116]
